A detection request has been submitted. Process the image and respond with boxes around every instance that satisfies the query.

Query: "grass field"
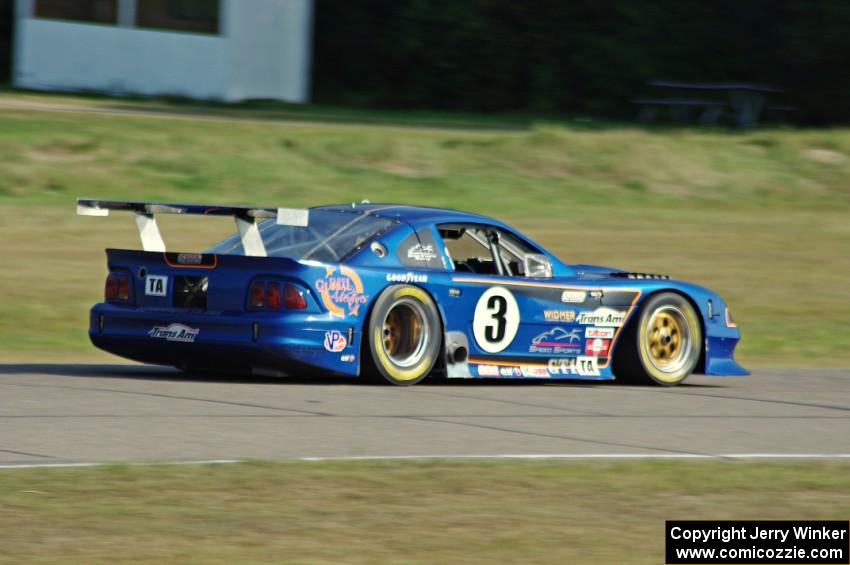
[1,92,849,365]
[1,460,847,564]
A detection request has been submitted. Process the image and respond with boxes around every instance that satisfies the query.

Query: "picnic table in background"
[634,81,793,127]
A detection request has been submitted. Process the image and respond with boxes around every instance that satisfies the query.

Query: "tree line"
[312,0,850,124]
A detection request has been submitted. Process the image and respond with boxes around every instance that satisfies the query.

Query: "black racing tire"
[363,284,441,386]
[612,292,702,386]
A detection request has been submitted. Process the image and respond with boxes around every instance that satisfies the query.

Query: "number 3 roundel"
[473,287,520,353]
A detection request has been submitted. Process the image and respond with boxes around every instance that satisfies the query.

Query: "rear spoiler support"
[76,198,309,257]
[234,215,266,257]
[134,213,167,253]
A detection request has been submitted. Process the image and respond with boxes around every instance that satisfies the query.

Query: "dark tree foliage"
[0,0,12,83]
[311,0,850,124]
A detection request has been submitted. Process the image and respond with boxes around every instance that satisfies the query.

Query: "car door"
[436,222,582,377]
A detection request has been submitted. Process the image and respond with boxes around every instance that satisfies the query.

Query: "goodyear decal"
[315,265,369,318]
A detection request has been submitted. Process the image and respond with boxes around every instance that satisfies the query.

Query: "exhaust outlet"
[448,344,468,364]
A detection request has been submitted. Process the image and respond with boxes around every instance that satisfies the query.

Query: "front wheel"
[613,292,702,386]
[364,285,442,386]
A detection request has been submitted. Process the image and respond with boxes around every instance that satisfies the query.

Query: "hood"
[572,264,670,281]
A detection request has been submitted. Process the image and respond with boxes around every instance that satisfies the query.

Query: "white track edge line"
[298,453,850,461]
[2,454,850,470]
[0,459,241,470]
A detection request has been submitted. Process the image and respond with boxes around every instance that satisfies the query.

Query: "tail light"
[284,283,306,309]
[266,282,281,309]
[117,274,130,300]
[248,280,306,310]
[249,281,265,308]
[104,272,131,302]
[105,273,118,300]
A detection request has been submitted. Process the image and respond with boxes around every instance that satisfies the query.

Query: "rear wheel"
[365,285,441,386]
[613,292,702,386]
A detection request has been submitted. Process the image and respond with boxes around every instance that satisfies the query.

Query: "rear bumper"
[89,303,361,376]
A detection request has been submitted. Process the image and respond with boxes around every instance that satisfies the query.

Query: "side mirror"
[523,253,552,278]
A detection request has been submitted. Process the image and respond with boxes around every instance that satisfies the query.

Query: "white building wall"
[225,0,313,102]
[13,0,312,102]
[15,18,229,99]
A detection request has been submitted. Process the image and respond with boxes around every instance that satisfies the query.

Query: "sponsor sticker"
[280,345,324,357]
[576,307,626,326]
[576,356,600,376]
[585,327,615,339]
[340,354,356,362]
[520,365,550,378]
[323,330,347,352]
[386,272,428,284]
[148,323,199,343]
[547,358,576,375]
[407,244,437,262]
[543,310,576,322]
[585,338,610,357]
[315,266,369,318]
[145,275,168,297]
[499,366,522,377]
[560,290,586,304]
[529,327,582,354]
[176,253,203,265]
[477,364,500,377]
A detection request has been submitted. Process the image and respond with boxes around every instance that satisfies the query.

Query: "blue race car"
[78,198,747,386]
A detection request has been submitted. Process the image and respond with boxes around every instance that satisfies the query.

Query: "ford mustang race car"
[78,198,747,386]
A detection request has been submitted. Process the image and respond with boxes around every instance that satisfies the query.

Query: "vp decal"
[323,330,347,352]
[315,265,369,318]
[473,287,519,353]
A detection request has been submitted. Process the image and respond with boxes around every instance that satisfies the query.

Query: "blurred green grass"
[1,94,849,365]
[1,460,848,564]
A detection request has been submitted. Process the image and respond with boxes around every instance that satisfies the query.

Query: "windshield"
[206,210,397,262]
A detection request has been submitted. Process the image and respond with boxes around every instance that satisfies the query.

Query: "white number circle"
[473,287,520,353]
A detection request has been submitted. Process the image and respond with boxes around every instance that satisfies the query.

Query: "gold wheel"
[614,292,702,386]
[368,285,440,386]
[643,305,692,377]
[380,299,429,368]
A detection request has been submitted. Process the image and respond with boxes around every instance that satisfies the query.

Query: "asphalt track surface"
[0,365,848,466]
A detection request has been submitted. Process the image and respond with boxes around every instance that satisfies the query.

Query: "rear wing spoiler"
[76,198,309,257]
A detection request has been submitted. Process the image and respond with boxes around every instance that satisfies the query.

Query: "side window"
[438,224,544,277]
[397,229,445,269]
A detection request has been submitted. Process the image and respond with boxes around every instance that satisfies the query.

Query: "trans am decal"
[576,307,626,326]
[148,323,199,343]
[315,265,369,318]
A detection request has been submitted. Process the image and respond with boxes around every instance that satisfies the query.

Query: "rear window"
[206,210,397,262]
